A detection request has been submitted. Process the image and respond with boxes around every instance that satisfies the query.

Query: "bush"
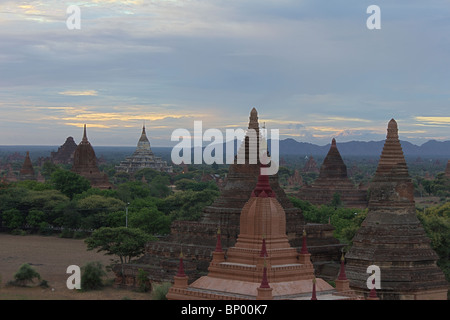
[81,261,106,291]
[12,263,41,286]
[151,282,172,300]
[137,269,151,293]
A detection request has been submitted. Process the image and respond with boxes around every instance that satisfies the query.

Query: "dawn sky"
[0,0,449,147]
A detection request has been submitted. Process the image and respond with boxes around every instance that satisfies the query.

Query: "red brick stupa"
[19,151,36,181]
[167,168,359,300]
[345,119,448,300]
[72,125,113,190]
[297,138,367,208]
[51,137,77,165]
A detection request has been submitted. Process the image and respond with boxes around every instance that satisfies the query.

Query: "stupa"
[297,138,368,208]
[50,137,77,165]
[345,119,448,300]
[166,168,359,300]
[114,109,343,287]
[303,156,319,173]
[72,125,113,190]
[116,125,172,174]
[19,151,36,181]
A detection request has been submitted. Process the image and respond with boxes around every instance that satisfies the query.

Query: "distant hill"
[1,139,449,162]
[274,138,450,158]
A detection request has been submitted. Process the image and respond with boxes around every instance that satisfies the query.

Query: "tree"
[51,169,91,199]
[85,227,154,265]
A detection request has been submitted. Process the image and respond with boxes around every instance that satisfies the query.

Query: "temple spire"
[176,252,186,277]
[337,253,347,280]
[248,107,259,130]
[82,124,88,143]
[311,277,317,300]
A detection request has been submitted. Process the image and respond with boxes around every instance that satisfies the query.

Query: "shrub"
[137,269,151,293]
[13,263,41,286]
[151,282,171,300]
[81,261,106,291]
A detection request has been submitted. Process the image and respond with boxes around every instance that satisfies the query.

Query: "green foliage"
[85,227,154,264]
[151,282,172,300]
[417,202,450,282]
[81,261,106,291]
[290,196,367,246]
[158,189,219,221]
[175,179,219,192]
[51,168,91,199]
[13,263,41,286]
[137,269,151,293]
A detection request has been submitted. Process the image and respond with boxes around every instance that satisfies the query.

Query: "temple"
[50,137,77,165]
[19,151,36,181]
[114,108,343,288]
[71,125,113,190]
[115,125,173,174]
[345,119,449,300]
[297,138,368,208]
[166,169,360,300]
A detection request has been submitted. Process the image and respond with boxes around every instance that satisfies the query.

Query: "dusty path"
[0,233,150,300]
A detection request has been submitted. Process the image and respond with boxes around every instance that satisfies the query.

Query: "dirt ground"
[0,233,151,300]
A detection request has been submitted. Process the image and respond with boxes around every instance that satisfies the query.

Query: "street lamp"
[126,202,130,228]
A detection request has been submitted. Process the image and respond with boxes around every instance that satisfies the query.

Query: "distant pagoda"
[297,138,368,208]
[19,151,36,181]
[72,125,113,190]
[115,125,172,174]
[345,119,448,300]
[50,136,77,165]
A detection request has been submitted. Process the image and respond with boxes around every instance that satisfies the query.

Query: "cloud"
[414,116,450,126]
[58,90,99,96]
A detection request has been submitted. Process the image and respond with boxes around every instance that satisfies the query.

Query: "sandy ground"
[0,233,151,300]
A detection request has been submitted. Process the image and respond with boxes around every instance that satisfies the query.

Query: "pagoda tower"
[115,124,172,174]
[166,169,360,300]
[297,138,368,208]
[117,108,343,286]
[72,125,113,190]
[345,119,448,300]
[19,151,36,181]
[50,136,77,165]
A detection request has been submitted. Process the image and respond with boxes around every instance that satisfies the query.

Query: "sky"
[0,0,449,147]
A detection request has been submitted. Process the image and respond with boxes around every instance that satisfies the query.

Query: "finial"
[311,277,317,300]
[300,229,309,254]
[82,124,88,142]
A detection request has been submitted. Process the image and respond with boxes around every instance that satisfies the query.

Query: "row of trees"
[0,167,220,237]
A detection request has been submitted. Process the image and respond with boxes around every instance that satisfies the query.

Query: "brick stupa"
[297,138,368,208]
[19,151,36,181]
[50,137,77,165]
[167,168,360,300]
[345,119,448,300]
[115,124,172,174]
[72,125,113,190]
[115,109,343,287]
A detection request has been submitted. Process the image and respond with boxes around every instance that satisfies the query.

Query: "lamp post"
[126,202,130,228]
